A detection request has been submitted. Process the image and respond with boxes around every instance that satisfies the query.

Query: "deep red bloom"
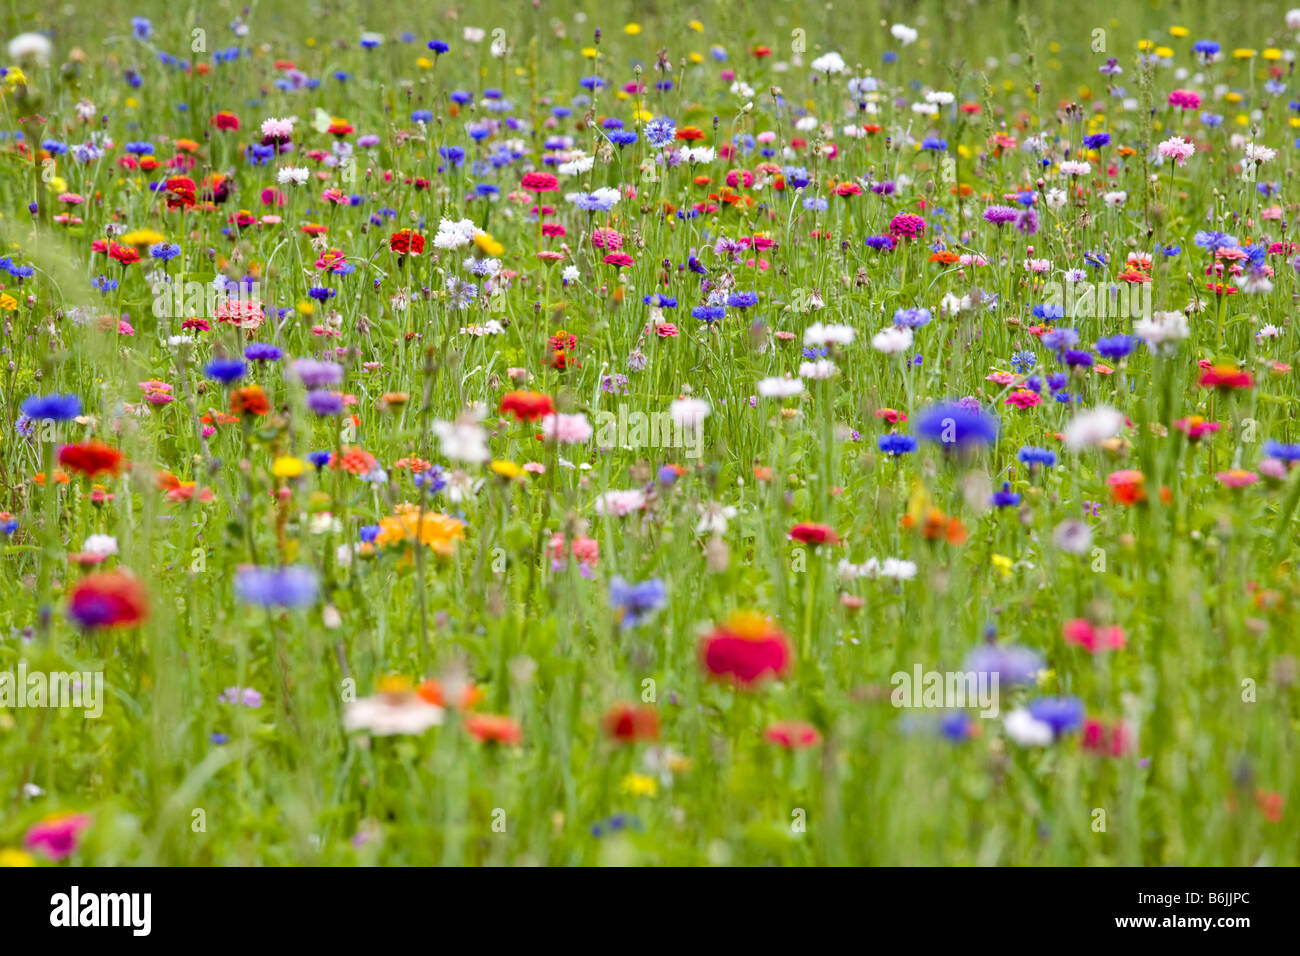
[67,571,149,630]
[788,523,840,546]
[602,704,660,744]
[500,391,555,421]
[389,229,426,256]
[57,441,124,478]
[699,612,792,688]
[108,242,141,266]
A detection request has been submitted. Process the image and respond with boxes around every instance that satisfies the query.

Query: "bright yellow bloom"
[0,294,17,311]
[416,56,433,69]
[621,773,658,797]
[1169,26,1189,37]
[991,554,1013,580]
[120,229,165,247]
[0,849,34,867]
[688,19,704,32]
[490,460,524,481]
[272,456,306,479]
[624,23,641,35]
[1233,48,1256,59]
[474,231,504,256]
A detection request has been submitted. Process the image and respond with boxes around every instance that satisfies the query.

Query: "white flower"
[1059,160,1092,176]
[696,501,737,534]
[810,51,846,74]
[1004,708,1054,746]
[277,166,310,186]
[8,32,52,65]
[463,26,486,42]
[871,325,914,354]
[911,102,939,116]
[795,116,821,132]
[82,534,118,556]
[1053,519,1093,555]
[1103,191,1127,207]
[558,154,596,175]
[433,217,477,250]
[678,146,715,164]
[925,90,955,105]
[432,417,490,463]
[541,412,594,444]
[670,397,710,429]
[756,376,804,398]
[804,322,854,346]
[799,360,839,379]
[1045,188,1068,210]
[890,23,918,45]
[1244,142,1278,164]
[1289,8,1300,30]
[1133,310,1190,354]
[1063,405,1125,451]
[344,693,444,736]
[589,186,621,207]
[562,265,580,283]
[1258,324,1282,340]
[880,558,918,580]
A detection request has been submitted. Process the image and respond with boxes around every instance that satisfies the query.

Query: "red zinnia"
[788,523,840,546]
[500,390,555,421]
[57,441,124,478]
[389,229,426,256]
[520,172,559,193]
[699,611,792,688]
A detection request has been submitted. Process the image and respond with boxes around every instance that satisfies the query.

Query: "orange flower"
[372,503,466,555]
[58,441,124,478]
[1106,469,1147,505]
[418,679,484,711]
[329,447,377,474]
[230,385,270,416]
[33,471,70,486]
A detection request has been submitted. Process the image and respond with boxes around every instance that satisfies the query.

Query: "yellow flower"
[0,293,17,311]
[1233,48,1256,59]
[1263,48,1282,61]
[0,849,34,867]
[1137,39,1154,52]
[1154,46,1173,59]
[416,56,433,69]
[120,228,165,247]
[623,23,641,35]
[474,231,504,256]
[688,19,704,32]
[296,300,315,316]
[991,554,1013,579]
[581,47,599,59]
[689,52,703,64]
[621,773,658,797]
[4,68,27,89]
[374,504,466,555]
[490,460,524,481]
[1169,26,1189,37]
[272,456,306,479]
[1224,91,1242,103]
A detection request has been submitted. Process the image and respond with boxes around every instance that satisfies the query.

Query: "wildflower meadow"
[0,0,1298,872]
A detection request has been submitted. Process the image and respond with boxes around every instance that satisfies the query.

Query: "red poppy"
[602,704,660,744]
[764,722,821,749]
[464,713,523,745]
[67,571,149,630]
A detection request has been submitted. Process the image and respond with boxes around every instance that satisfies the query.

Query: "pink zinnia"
[1168,89,1202,110]
[1063,618,1126,653]
[540,412,593,444]
[603,252,634,267]
[1157,136,1195,165]
[1005,388,1041,409]
[520,171,559,193]
[1216,469,1259,488]
[591,227,622,250]
[888,213,926,240]
[24,813,93,861]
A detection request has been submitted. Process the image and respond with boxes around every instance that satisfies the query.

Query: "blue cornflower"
[1032,303,1064,322]
[608,129,638,147]
[1010,350,1037,373]
[692,305,725,323]
[307,451,332,469]
[645,117,677,149]
[915,402,999,450]
[963,643,1043,685]
[245,343,283,363]
[1095,334,1135,360]
[609,576,668,629]
[991,482,1021,508]
[20,393,82,421]
[1264,440,1300,461]
[204,358,248,383]
[892,307,933,329]
[235,566,320,608]
[427,40,450,54]
[878,433,917,456]
[1018,446,1057,468]
[1193,230,1237,252]
[726,291,758,309]
[1082,132,1110,150]
[1027,696,1085,737]
[1042,328,1079,353]
[150,242,181,261]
